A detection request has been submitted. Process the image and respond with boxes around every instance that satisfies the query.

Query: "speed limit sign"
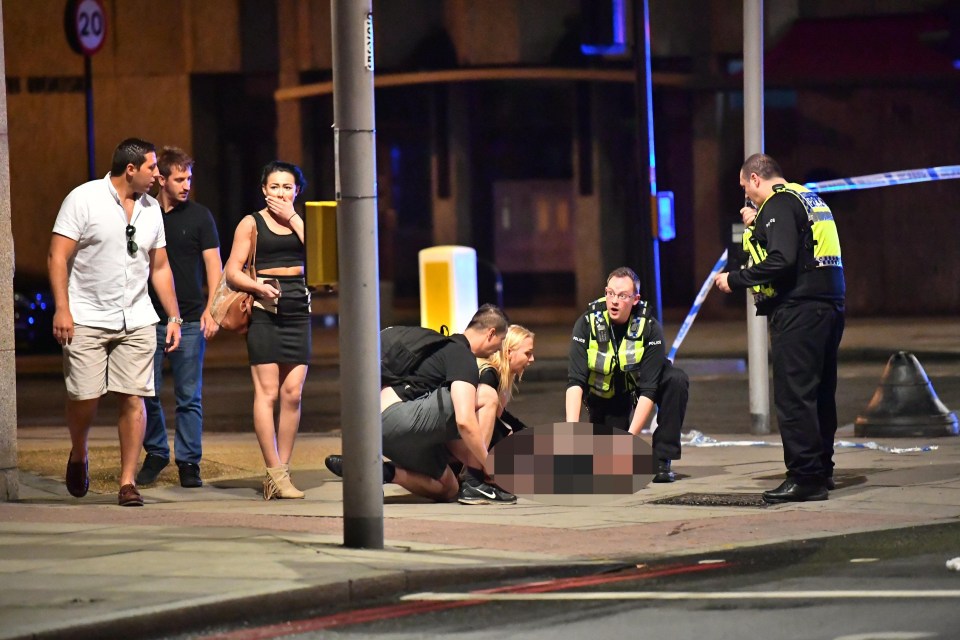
[65,0,107,56]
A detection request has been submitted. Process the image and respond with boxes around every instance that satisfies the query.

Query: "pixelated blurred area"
[487,422,654,505]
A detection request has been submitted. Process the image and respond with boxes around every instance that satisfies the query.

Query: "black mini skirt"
[246,276,311,365]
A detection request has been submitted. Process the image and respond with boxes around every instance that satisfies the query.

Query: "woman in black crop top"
[224,161,311,500]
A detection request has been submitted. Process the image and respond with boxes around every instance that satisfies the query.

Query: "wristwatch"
[168,316,184,325]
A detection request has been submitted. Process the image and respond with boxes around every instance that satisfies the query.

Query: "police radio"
[593,311,610,344]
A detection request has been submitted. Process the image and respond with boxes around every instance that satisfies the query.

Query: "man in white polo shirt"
[48,138,183,507]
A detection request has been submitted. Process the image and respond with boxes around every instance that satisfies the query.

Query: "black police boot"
[653,459,676,483]
[762,479,828,504]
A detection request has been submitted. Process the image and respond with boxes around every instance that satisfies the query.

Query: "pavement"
[3,314,960,640]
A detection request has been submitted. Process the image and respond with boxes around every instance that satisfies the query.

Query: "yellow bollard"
[418,246,478,333]
[305,201,338,288]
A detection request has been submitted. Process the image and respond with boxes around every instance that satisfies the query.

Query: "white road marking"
[833,633,936,640]
[401,590,960,602]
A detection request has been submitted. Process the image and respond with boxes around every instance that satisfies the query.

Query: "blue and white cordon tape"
[682,430,938,453]
[804,165,960,193]
[667,164,960,360]
[667,249,727,362]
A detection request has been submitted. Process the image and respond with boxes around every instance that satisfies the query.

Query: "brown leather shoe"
[65,451,89,498]
[118,484,144,507]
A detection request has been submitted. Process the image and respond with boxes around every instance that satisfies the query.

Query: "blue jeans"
[143,322,205,464]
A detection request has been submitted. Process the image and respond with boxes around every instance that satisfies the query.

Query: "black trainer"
[177,461,203,488]
[458,476,517,505]
[135,453,169,486]
[324,455,396,483]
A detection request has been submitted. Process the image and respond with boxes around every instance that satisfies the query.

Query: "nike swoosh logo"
[476,486,497,499]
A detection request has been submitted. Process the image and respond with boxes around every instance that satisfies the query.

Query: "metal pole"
[632,0,661,321]
[84,55,94,180]
[331,0,383,548]
[0,0,21,501]
[743,0,770,435]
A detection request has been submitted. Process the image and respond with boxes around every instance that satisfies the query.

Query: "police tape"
[805,165,960,193]
[667,249,728,362]
[834,440,938,454]
[668,164,959,359]
[682,430,938,453]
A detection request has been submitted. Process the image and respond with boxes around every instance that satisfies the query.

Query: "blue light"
[612,0,625,44]
[656,191,676,242]
[35,293,42,301]
[27,317,35,325]
[580,44,627,56]
[581,0,628,57]
[40,302,47,310]
[390,145,403,203]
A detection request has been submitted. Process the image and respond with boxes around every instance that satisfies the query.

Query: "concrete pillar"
[431,85,471,246]
[573,81,647,308]
[0,2,20,501]
[691,91,725,316]
[276,0,304,166]
[572,83,602,309]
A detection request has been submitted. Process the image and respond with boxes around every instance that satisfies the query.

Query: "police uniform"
[567,299,688,464]
[728,183,845,486]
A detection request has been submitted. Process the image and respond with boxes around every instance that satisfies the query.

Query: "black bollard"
[854,351,958,437]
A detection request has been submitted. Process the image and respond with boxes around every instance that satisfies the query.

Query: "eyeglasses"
[126,225,138,256]
[604,289,636,302]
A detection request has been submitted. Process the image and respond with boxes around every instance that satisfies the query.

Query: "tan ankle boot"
[263,466,305,500]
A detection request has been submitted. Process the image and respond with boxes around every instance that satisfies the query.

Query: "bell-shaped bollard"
[854,351,959,437]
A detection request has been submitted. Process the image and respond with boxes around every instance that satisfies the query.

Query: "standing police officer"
[715,153,845,503]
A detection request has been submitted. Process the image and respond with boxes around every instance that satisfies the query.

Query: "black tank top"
[252,212,304,270]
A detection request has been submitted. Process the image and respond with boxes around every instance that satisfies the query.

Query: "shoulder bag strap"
[246,217,258,280]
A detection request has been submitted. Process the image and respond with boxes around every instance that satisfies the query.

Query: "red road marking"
[200,561,731,640]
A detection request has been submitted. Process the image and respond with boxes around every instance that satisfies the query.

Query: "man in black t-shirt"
[566,267,689,483]
[326,305,511,503]
[136,147,222,489]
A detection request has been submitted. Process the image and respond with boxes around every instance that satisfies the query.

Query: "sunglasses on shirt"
[126,225,138,256]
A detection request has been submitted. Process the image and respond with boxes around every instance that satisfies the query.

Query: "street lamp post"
[331,0,384,548]
[743,0,771,435]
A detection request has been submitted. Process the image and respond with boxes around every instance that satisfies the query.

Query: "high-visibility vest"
[742,182,843,302]
[584,298,648,398]
[742,224,777,302]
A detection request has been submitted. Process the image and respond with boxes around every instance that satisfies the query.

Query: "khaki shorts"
[63,324,157,400]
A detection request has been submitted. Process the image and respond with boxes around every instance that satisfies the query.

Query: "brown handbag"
[210,224,258,334]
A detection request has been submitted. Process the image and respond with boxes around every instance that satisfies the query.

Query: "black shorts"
[246,276,311,365]
[382,387,460,480]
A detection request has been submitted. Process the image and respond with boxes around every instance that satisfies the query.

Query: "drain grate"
[650,492,767,508]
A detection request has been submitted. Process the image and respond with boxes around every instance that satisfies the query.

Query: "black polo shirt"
[149,200,220,323]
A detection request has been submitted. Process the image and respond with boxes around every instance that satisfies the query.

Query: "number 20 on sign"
[65,0,108,57]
